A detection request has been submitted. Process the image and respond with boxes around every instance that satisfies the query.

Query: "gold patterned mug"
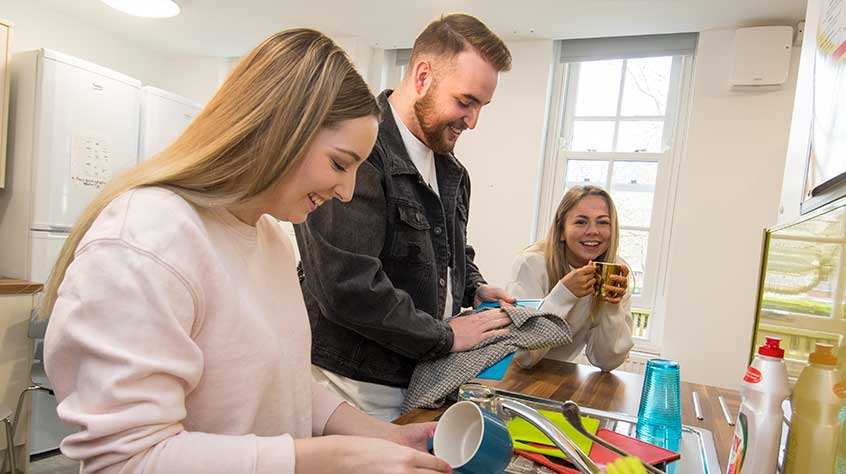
[593,262,625,297]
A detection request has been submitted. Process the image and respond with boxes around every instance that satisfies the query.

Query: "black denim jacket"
[294,90,487,387]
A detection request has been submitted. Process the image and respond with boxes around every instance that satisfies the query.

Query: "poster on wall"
[70,133,113,189]
[803,0,846,213]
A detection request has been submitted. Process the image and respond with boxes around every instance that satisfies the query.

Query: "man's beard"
[413,87,462,154]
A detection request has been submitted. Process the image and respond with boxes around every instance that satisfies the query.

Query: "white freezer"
[0,49,141,280]
[139,86,201,161]
[27,230,80,454]
[0,49,140,453]
[28,230,67,285]
[31,49,142,231]
[29,372,77,455]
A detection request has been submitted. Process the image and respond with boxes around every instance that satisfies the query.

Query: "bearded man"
[295,13,514,421]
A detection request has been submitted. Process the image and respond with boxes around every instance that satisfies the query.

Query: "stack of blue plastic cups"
[636,359,682,474]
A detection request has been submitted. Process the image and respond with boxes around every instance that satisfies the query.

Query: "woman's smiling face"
[562,195,612,267]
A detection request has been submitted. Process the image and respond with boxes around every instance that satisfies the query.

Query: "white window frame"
[535,38,696,353]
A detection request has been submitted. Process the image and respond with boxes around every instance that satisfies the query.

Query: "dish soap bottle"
[784,343,846,474]
[834,345,846,474]
[726,336,790,474]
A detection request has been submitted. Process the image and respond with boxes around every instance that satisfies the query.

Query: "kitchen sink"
[491,388,721,474]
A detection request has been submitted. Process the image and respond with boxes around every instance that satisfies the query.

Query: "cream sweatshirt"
[505,251,634,371]
[44,187,343,474]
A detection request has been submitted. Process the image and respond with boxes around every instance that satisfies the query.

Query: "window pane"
[621,56,672,116]
[619,229,649,296]
[616,121,664,152]
[565,160,608,189]
[571,121,615,151]
[574,59,623,116]
[761,231,842,320]
[612,161,659,227]
[632,309,651,338]
[761,213,846,321]
[754,205,846,378]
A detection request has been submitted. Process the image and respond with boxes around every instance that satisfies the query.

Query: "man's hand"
[449,309,511,352]
[473,284,516,308]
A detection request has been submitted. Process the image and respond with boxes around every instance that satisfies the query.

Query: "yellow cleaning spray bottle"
[784,343,846,474]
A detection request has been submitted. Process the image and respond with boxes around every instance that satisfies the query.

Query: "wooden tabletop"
[394,359,741,472]
[0,278,43,295]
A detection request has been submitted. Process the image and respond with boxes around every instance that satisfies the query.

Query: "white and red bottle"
[726,336,791,474]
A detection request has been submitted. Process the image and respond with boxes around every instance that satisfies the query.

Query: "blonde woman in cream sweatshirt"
[41,30,449,474]
[506,185,634,372]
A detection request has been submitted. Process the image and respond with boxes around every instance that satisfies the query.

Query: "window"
[753,203,846,380]
[537,34,697,352]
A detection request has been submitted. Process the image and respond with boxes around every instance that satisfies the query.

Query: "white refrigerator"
[0,48,141,454]
[139,85,201,161]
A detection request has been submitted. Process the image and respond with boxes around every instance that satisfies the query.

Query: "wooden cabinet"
[0,19,10,188]
[0,279,41,473]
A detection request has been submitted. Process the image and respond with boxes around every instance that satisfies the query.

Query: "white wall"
[157,56,231,105]
[0,1,411,106]
[333,36,392,93]
[335,36,373,84]
[2,1,167,86]
[158,35,402,102]
[659,29,800,388]
[1,0,215,104]
[165,34,395,104]
[157,32,383,105]
[455,40,555,288]
[0,0,407,133]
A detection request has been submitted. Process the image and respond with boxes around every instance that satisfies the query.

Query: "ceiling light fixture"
[100,0,181,18]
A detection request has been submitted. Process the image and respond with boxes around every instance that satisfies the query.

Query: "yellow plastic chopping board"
[507,409,600,460]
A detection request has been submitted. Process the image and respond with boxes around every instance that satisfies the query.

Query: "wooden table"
[395,359,741,472]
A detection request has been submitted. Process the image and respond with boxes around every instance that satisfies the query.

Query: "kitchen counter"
[394,359,741,472]
[0,278,43,295]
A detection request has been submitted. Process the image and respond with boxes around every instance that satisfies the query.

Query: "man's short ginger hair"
[409,13,512,73]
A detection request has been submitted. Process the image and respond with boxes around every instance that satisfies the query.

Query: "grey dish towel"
[401,306,573,414]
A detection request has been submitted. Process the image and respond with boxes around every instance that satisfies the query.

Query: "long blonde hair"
[529,185,621,315]
[41,29,379,318]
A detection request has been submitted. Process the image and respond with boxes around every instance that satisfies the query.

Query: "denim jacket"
[294,90,487,387]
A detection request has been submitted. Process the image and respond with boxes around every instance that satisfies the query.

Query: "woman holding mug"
[506,185,634,372]
[42,29,450,474]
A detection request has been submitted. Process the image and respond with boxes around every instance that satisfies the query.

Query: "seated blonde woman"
[506,185,634,372]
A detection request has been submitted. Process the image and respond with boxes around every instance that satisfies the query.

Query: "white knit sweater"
[505,251,634,371]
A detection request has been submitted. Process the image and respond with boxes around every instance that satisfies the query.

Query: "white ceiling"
[39,0,808,57]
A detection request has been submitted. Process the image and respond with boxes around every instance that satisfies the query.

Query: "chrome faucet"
[494,397,602,474]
